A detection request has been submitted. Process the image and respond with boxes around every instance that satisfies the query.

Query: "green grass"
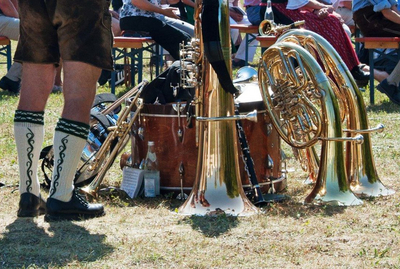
[1,41,400,268]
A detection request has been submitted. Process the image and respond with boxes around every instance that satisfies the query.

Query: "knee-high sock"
[14,110,45,197]
[387,61,400,86]
[49,118,89,202]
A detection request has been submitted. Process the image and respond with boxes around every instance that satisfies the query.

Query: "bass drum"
[130,84,285,195]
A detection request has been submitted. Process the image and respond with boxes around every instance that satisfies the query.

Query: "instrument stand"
[262,176,290,203]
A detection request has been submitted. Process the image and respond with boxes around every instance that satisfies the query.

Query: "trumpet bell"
[259,20,275,36]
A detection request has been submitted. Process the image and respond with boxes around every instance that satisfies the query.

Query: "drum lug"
[263,114,273,136]
[177,162,188,200]
[266,154,274,170]
[138,126,145,140]
[178,128,183,142]
[172,103,186,112]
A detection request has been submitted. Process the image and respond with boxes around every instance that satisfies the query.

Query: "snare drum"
[130,83,285,194]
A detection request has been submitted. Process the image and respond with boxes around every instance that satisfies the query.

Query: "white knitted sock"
[49,118,89,202]
[14,110,45,197]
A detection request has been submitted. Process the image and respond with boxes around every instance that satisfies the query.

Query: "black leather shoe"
[17,193,46,217]
[232,59,246,68]
[377,79,400,106]
[45,189,105,222]
[0,76,20,94]
[98,70,111,86]
[350,65,369,87]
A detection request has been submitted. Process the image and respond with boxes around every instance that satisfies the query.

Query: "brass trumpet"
[259,20,305,36]
[277,29,394,197]
[80,81,148,197]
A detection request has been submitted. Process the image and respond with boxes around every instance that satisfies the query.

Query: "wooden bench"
[230,24,259,65]
[256,35,278,49]
[112,36,162,94]
[0,36,11,71]
[355,37,400,104]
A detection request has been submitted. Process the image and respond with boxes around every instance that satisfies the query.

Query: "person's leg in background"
[232,14,258,67]
[0,15,21,94]
[377,60,400,105]
[52,60,63,93]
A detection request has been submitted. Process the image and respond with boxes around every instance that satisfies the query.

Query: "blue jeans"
[246,6,262,26]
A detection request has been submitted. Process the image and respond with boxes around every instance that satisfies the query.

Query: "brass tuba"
[276,29,394,197]
[178,0,258,215]
[258,40,364,205]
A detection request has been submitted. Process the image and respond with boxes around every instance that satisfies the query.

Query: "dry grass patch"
[1,43,400,268]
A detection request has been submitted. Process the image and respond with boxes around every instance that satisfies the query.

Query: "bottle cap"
[148,141,155,146]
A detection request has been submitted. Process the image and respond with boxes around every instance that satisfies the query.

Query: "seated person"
[160,0,195,37]
[168,0,196,25]
[333,0,354,27]
[353,0,400,104]
[110,9,122,36]
[271,0,370,86]
[229,0,259,67]
[377,60,400,105]
[112,0,123,12]
[0,0,21,94]
[0,0,67,94]
[353,0,400,37]
[119,0,192,61]
[317,0,353,38]
[244,0,294,26]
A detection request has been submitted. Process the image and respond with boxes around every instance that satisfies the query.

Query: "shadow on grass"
[0,218,114,268]
[366,99,400,113]
[258,185,349,219]
[181,214,240,238]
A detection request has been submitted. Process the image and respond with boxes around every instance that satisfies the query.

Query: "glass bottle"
[143,141,160,196]
[144,141,158,171]
[264,0,274,22]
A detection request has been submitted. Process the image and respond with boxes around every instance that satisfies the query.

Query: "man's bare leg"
[15,63,55,217]
[45,61,104,221]
[61,61,100,123]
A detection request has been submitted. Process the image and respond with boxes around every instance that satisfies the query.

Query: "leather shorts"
[14,0,113,70]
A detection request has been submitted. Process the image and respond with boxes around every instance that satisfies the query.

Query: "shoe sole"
[17,207,46,218]
[356,79,369,88]
[44,211,105,222]
[18,210,40,218]
[377,85,400,106]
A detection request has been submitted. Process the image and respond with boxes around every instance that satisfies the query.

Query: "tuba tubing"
[259,41,363,205]
[178,0,258,216]
[277,29,394,197]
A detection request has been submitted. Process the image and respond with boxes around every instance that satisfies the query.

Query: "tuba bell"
[276,29,394,197]
[258,40,364,205]
[178,0,258,215]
